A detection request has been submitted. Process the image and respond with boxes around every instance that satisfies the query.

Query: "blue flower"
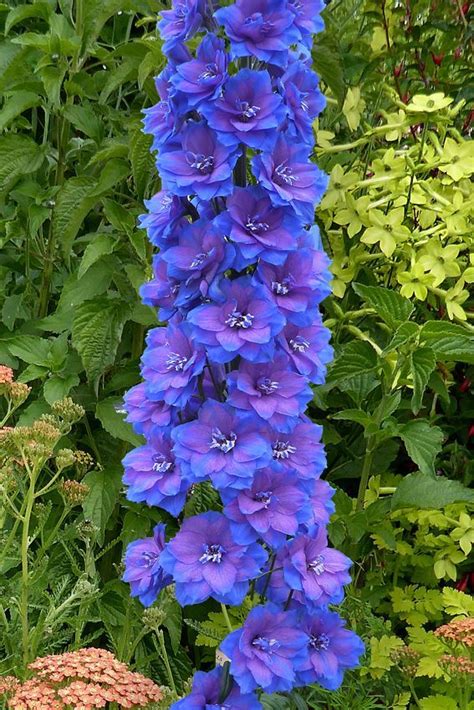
[279,318,333,382]
[252,134,328,221]
[288,0,325,40]
[201,68,286,150]
[123,524,173,606]
[172,400,272,489]
[138,190,186,248]
[159,0,207,54]
[143,67,181,150]
[171,33,228,107]
[141,320,206,407]
[140,255,179,322]
[281,61,326,144]
[123,382,175,437]
[295,609,364,689]
[220,603,308,693]
[215,0,301,68]
[188,276,285,364]
[171,666,262,709]
[269,419,326,480]
[160,512,267,606]
[158,121,240,200]
[123,430,190,516]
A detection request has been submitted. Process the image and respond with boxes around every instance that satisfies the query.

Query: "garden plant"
[0,0,472,709]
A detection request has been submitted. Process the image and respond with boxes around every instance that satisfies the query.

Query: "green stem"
[356,437,375,511]
[405,121,428,218]
[20,475,37,667]
[157,629,177,694]
[220,603,233,634]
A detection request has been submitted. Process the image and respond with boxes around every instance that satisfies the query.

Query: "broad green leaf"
[391,472,474,510]
[4,2,51,35]
[1,293,24,331]
[77,234,118,279]
[328,341,378,384]
[63,104,103,142]
[353,283,413,329]
[43,373,79,405]
[72,298,133,385]
[0,91,40,130]
[53,176,98,258]
[58,259,114,309]
[162,597,183,654]
[102,198,136,234]
[129,124,154,199]
[410,347,436,414]
[383,322,419,354]
[312,35,345,106]
[419,696,457,710]
[420,321,474,364]
[82,467,123,544]
[38,65,66,106]
[95,397,143,447]
[398,420,444,475]
[0,134,45,191]
[121,510,154,550]
[332,409,374,430]
[7,335,52,366]
[90,159,130,197]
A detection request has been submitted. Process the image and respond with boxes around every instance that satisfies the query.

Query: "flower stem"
[157,628,177,694]
[356,436,375,511]
[21,476,36,667]
[220,603,233,634]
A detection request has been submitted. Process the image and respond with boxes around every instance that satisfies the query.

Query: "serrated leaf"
[0,90,40,130]
[129,124,154,199]
[397,420,444,475]
[353,283,413,329]
[82,467,123,545]
[4,2,51,35]
[383,322,419,353]
[420,321,474,364]
[332,409,374,429]
[312,35,345,106]
[0,134,45,191]
[419,696,457,710]
[90,159,130,197]
[7,335,52,366]
[328,341,378,384]
[161,597,182,654]
[72,298,132,386]
[53,176,98,258]
[63,104,103,142]
[78,234,118,279]
[95,397,144,447]
[392,472,474,510]
[410,347,436,414]
[442,588,474,616]
[43,374,79,405]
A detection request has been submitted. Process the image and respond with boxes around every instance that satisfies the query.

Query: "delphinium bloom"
[124,0,363,703]
[122,525,173,606]
[159,511,267,606]
[172,667,262,709]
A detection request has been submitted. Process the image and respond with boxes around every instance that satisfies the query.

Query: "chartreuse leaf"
[353,283,413,329]
[397,420,444,475]
[392,472,474,510]
[442,588,474,616]
[410,347,436,414]
[420,321,474,363]
[419,698,457,710]
[82,467,123,545]
[383,322,419,354]
[72,297,132,386]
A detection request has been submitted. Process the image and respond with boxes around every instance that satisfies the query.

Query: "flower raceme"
[122,0,363,704]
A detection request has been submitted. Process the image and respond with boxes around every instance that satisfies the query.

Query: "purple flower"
[220,604,308,693]
[227,352,313,430]
[221,467,311,548]
[171,33,228,107]
[160,512,267,606]
[123,524,173,606]
[303,479,336,531]
[201,68,285,150]
[296,609,364,689]
[214,0,301,68]
[215,186,302,265]
[141,320,206,406]
[279,319,333,382]
[252,134,328,221]
[257,249,332,326]
[138,190,186,248]
[123,430,189,516]
[143,68,179,150]
[188,276,285,364]
[282,61,326,144]
[281,528,352,605]
[171,667,262,709]
[140,255,179,322]
[288,0,325,39]
[269,419,326,480]
[172,401,271,489]
[161,218,235,307]
[159,0,207,54]
[158,121,240,200]
[123,382,175,437]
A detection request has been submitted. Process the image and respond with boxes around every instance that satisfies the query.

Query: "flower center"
[308,555,325,575]
[252,636,280,653]
[290,335,310,352]
[190,251,209,268]
[199,63,218,80]
[254,490,273,507]
[199,543,226,564]
[244,12,263,24]
[274,161,298,186]
[236,99,260,121]
[272,276,293,295]
[246,215,269,234]
[186,151,214,174]
[166,352,188,371]
[152,454,174,473]
[160,194,173,212]
[257,377,279,395]
[225,308,254,329]
[309,633,330,651]
[272,440,297,460]
[141,551,159,568]
[210,428,237,453]
[300,93,310,112]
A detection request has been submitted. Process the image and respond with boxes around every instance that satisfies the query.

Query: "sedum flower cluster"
[122,0,364,704]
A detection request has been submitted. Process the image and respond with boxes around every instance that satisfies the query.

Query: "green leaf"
[383,322,419,354]
[2,293,24,331]
[391,472,474,510]
[7,335,51,366]
[43,374,79,405]
[82,467,123,545]
[312,35,345,106]
[161,597,183,654]
[72,297,132,386]
[328,341,378,384]
[261,695,292,710]
[0,91,40,130]
[129,124,154,199]
[410,347,436,414]
[332,409,374,430]
[420,321,474,364]
[90,159,130,197]
[95,397,144,447]
[77,234,118,279]
[53,176,98,258]
[0,134,45,191]
[353,283,414,329]
[121,510,154,550]
[4,2,51,35]
[63,104,103,142]
[58,260,114,310]
[397,420,444,475]
[419,696,458,710]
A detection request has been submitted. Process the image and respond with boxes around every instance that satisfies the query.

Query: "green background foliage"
[0,0,473,708]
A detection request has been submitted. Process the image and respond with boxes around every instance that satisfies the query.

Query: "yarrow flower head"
[123,524,173,606]
[171,666,262,709]
[160,511,267,606]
